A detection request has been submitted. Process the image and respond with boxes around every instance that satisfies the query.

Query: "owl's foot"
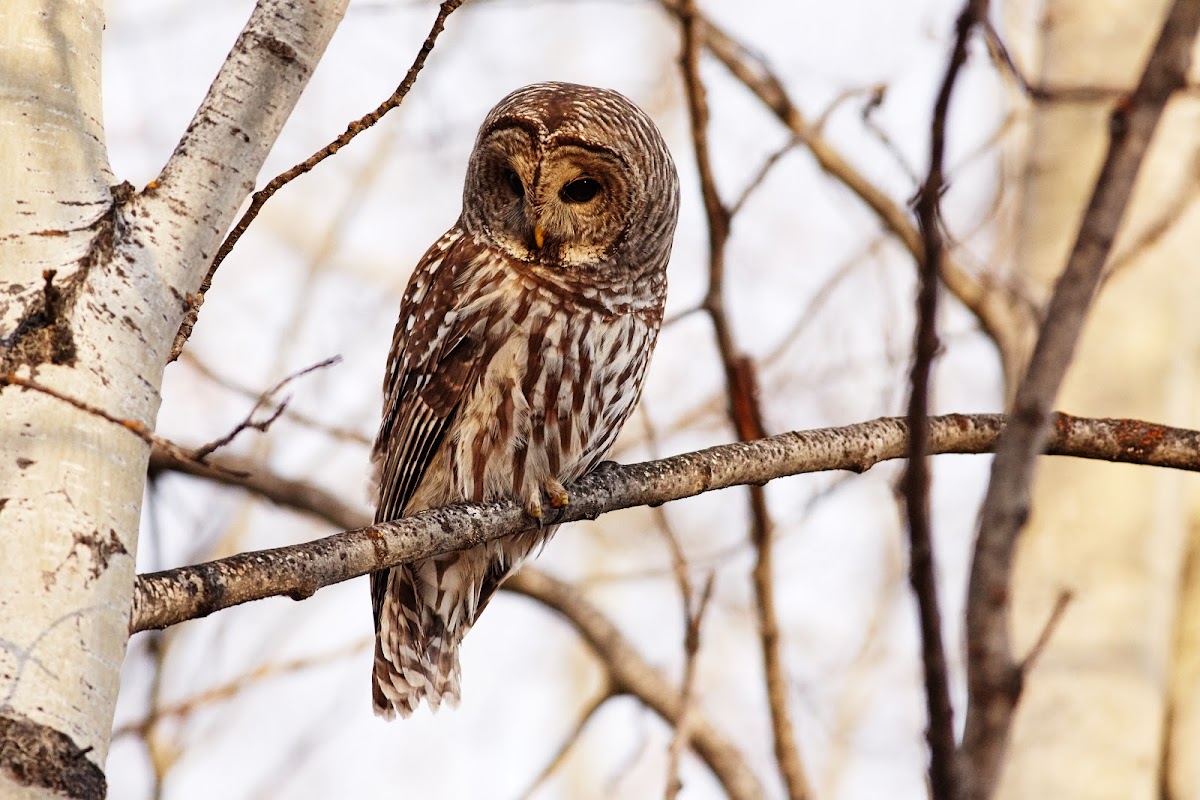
[544,479,569,509]
[523,479,569,526]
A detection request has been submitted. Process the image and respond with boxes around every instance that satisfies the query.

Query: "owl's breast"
[446,274,657,510]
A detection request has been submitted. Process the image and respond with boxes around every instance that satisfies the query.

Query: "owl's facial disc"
[525,145,631,268]
[471,127,632,269]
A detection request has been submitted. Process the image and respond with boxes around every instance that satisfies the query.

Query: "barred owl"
[370,82,680,718]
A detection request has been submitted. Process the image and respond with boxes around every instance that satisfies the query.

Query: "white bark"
[0,0,348,794]
[1001,2,1200,797]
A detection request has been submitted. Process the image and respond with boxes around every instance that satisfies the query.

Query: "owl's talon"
[544,480,569,509]
[524,495,544,524]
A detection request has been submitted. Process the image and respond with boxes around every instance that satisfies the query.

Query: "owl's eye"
[560,178,600,204]
[504,169,524,198]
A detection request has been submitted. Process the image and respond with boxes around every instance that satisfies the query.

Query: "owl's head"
[461,82,679,279]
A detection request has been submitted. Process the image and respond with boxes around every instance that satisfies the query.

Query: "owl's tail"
[371,550,511,719]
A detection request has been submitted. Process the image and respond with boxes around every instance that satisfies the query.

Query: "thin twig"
[906,3,989,798]
[513,683,616,800]
[962,4,1200,798]
[729,135,800,218]
[860,85,920,184]
[665,573,716,800]
[191,356,340,459]
[148,444,367,529]
[168,0,465,361]
[982,19,1142,104]
[1019,591,1073,675]
[113,638,368,739]
[507,569,766,800]
[183,351,371,446]
[676,2,813,797]
[659,0,1034,387]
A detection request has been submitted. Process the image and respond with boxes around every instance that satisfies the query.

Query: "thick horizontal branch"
[131,412,1200,633]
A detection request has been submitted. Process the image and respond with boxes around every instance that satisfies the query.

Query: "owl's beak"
[533,225,546,250]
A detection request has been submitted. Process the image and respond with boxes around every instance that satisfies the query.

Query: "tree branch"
[505,569,766,800]
[147,444,366,530]
[152,442,766,800]
[167,0,465,361]
[139,0,350,303]
[132,412,1200,633]
[961,3,1200,797]
[675,2,812,794]
[659,0,1035,386]
[907,3,989,798]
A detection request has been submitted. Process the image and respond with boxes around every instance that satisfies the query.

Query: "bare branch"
[665,573,716,800]
[191,356,340,459]
[513,683,615,800]
[728,135,799,218]
[962,3,1200,798]
[148,445,366,530]
[1019,591,1073,676]
[113,638,367,740]
[676,1,812,794]
[150,431,764,800]
[142,0,350,304]
[659,0,1035,385]
[182,352,372,446]
[169,0,466,361]
[132,412,1200,627]
[139,411,1200,797]
[906,3,989,798]
[506,569,766,800]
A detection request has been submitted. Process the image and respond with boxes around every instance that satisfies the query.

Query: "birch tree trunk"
[1000,2,1200,797]
[0,1,347,795]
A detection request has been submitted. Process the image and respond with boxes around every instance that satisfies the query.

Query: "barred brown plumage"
[370,82,679,718]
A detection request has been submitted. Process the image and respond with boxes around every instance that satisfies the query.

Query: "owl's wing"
[371,230,487,630]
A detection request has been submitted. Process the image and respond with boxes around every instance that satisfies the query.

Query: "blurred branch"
[169,0,465,361]
[660,0,1035,386]
[962,3,1200,799]
[664,573,716,800]
[676,1,813,796]
[513,682,615,800]
[641,409,719,798]
[506,569,766,800]
[148,444,366,529]
[1020,590,1073,675]
[906,3,989,798]
[113,638,367,740]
